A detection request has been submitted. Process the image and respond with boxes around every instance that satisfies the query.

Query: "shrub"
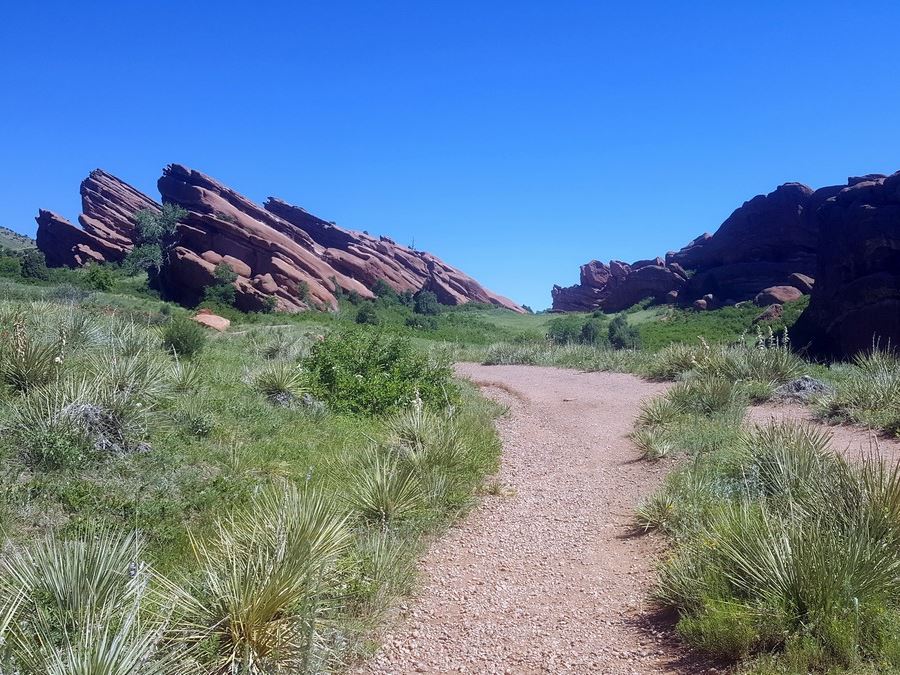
[161,316,206,358]
[19,249,49,280]
[355,303,380,325]
[608,314,641,349]
[84,264,116,291]
[405,315,438,330]
[346,450,424,525]
[253,361,307,405]
[546,315,585,345]
[666,376,745,418]
[372,279,397,301]
[413,290,441,315]
[304,329,457,415]
[817,347,900,435]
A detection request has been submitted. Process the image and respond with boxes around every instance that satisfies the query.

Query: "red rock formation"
[552,182,823,312]
[79,169,159,251]
[35,165,521,314]
[551,259,685,312]
[35,210,119,267]
[157,164,373,312]
[264,198,522,311]
[755,285,804,306]
[35,170,158,267]
[792,172,900,359]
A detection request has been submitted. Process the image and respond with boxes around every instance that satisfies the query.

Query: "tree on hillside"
[124,204,187,283]
[413,289,441,315]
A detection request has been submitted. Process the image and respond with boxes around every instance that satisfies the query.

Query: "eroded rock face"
[35,210,112,267]
[551,259,685,312]
[35,170,157,266]
[792,172,900,359]
[552,181,824,312]
[79,169,159,251]
[35,165,521,313]
[264,198,522,311]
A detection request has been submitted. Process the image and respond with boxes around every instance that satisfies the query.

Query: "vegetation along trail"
[364,364,697,674]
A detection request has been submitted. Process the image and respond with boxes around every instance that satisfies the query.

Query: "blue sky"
[1,2,899,309]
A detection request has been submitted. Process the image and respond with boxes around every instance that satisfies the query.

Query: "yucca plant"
[0,529,181,674]
[168,356,203,393]
[173,485,350,674]
[817,347,900,434]
[635,396,680,429]
[631,426,674,461]
[253,361,307,404]
[345,451,423,526]
[667,376,745,418]
[644,342,704,381]
[0,316,62,394]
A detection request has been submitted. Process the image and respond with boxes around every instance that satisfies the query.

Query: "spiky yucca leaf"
[345,451,423,526]
[174,485,350,674]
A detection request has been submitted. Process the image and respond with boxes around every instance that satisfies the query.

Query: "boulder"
[788,272,815,294]
[192,309,230,332]
[693,298,709,311]
[755,285,803,306]
[792,172,900,359]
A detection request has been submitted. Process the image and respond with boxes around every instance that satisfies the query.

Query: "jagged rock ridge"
[34,165,523,313]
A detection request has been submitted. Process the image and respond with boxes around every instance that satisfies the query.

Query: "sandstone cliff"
[35,166,523,313]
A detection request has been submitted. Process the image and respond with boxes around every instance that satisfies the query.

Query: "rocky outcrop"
[669,182,818,303]
[552,182,823,312]
[551,258,685,312]
[35,170,158,266]
[79,169,159,251]
[755,285,803,306]
[792,172,900,359]
[35,210,120,267]
[264,198,522,311]
[35,165,522,313]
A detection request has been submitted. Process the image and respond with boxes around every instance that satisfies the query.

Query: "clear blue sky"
[2,2,898,309]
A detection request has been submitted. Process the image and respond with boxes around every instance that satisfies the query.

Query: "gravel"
[359,364,707,674]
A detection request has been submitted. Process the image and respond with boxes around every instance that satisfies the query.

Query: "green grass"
[0,294,502,671]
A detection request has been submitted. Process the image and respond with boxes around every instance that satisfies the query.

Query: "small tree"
[202,262,238,307]
[84,263,116,291]
[355,303,379,325]
[19,249,49,280]
[124,204,187,281]
[413,290,441,315]
[608,315,641,350]
[372,279,397,302]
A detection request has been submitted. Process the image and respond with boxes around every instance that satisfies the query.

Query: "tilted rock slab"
[35,165,522,314]
[36,169,159,266]
[265,198,522,311]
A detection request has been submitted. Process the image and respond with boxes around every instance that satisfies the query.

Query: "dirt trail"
[747,402,900,464]
[361,364,703,674]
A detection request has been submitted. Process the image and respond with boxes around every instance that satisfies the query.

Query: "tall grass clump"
[817,346,900,436]
[648,420,900,671]
[174,485,351,673]
[161,315,207,358]
[0,529,180,673]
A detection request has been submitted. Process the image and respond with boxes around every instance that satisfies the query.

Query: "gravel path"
[747,402,900,464]
[361,364,705,674]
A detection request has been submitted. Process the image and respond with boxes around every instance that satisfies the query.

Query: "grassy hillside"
[0,226,35,251]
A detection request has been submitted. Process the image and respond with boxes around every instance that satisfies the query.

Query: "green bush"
[413,290,441,315]
[355,303,380,325]
[19,249,49,280]
[608,314,641,349]
[161,316,207,358]
[84,264,116,291]
[546,315,585,345]
[304,329,457,415]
